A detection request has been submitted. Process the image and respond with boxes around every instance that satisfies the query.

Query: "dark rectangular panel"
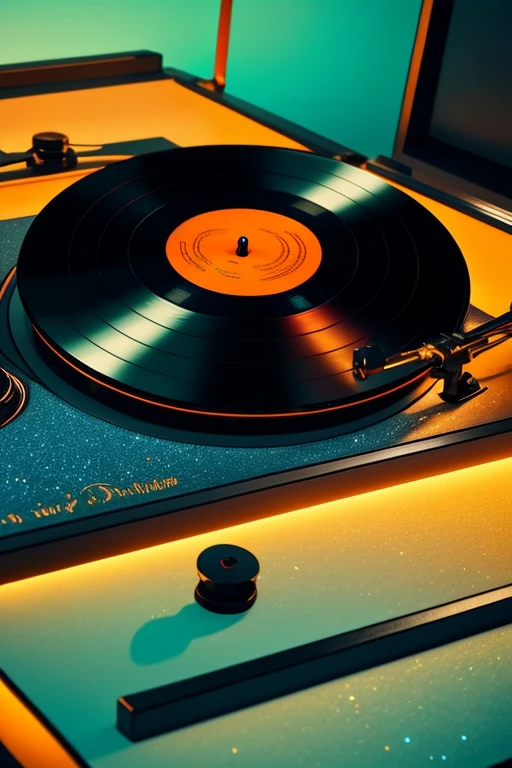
[392,0,512,218]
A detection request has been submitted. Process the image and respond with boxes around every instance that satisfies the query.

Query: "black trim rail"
[117,583,512,742]
[0,51,166,100]
[0,51,162,89]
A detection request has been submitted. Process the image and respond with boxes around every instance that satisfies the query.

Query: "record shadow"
[130,601,246,665]
[81,603,248,761]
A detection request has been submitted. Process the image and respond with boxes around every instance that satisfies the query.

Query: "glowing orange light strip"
[0,671,86,768]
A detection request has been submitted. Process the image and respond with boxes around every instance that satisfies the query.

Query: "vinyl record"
[12,145,470,444]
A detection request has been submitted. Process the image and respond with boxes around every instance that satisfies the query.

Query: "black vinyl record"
[13,145,470,444]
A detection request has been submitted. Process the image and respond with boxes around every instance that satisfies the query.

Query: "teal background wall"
[1,0,422,158]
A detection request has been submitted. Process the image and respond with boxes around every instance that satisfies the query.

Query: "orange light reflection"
[0,672,84,768]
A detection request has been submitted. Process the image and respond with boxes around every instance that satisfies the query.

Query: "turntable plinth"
[0,55,511,768]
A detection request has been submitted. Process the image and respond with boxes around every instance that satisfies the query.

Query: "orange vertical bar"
[213,0,234,90]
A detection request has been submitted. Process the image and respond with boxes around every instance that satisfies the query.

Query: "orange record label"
[165,208,322,296]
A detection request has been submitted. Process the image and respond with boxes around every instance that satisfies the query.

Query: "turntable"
[0,1,511,766]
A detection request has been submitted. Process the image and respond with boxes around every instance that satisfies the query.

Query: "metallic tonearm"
[353,305,512,403]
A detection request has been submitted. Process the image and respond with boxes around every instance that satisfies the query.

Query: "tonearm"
[353,306,512,403]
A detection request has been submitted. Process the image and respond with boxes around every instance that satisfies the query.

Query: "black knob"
[27,131,77,171]
[33,131,70,154]
[0,367,27,428]
[195,544,259,614]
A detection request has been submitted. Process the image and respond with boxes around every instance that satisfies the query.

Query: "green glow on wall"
[228,0,423,157]
[1,0,422,158]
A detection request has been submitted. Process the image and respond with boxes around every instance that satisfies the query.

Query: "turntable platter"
[11,145,469,444]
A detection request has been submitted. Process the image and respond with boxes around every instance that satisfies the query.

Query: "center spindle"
[236,236,249,256]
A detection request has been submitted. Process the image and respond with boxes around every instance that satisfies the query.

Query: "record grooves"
[9,145,470,445]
